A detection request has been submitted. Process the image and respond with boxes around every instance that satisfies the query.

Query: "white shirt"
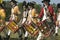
[57,13,60,21]
[42,8,47,21]
[23,11,28,18]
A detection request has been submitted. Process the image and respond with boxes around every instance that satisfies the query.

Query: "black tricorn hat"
[22,1,27,6]
[10,0,17,3]
[42,0,50,3]
[27,1,36,6]
[30,1,36,5]
[0,1,6,8]
[57,3,60,8]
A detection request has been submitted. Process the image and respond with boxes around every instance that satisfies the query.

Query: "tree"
[35,4,42,14]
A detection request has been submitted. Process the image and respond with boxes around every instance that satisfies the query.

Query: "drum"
[23,23,39,37]
[37,20,54,37]
[7,21,19,33]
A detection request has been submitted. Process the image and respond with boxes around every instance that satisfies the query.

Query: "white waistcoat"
[42,8,47,21]
[23,11,28,18]
[10,8,15,20]
[57,13,60,21]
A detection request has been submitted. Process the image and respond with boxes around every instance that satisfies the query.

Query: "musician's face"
[11,2,14,6]
[23,6,26,10]
[44,1,49,6]
[28,6,31,9]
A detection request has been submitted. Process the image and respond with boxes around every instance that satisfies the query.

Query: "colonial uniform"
[27,2,37,24]
[10,6,20,22]
[22,11,28,24]
[55,3,60,35]
[22,1,28,24]
[31,9,38,24]
[0,1,6,32]
[37,0,56,40]
[7,0,20,38]
[24,2,39,38]
[0,1,6,39]
[38,5,56,21]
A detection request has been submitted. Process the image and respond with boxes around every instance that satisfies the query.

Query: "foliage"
[35,4,42,14]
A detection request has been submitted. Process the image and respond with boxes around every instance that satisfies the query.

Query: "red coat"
[38,5,56,22]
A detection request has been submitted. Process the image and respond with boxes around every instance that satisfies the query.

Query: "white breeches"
[5,22,11,36]
[25,31,28,37]
[11,14,15,21]
[8,30,11,36]
[55,26,59,33]
[57,16,60,22]
[57,15,60,26]
[22,18,26,24]
[37,31,43,40]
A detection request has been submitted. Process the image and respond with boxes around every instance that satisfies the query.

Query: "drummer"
[21,1,28,24]
[9,0,21,22]
[27,1,37,24]
[6,0,21,39]
[0,1,6,39]
[37,0,56,40]
[0,1,6,27]
[55,3,60,36]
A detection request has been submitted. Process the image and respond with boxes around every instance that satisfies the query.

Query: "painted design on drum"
[23,24,39,37]
[7,21,19,33]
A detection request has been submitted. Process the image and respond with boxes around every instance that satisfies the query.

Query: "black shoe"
[6,35,10,40]
[19,35,23,40]
[19,37,23,40]
[24,37,28,40]
[55,33,58,36]
[0,36,2,40]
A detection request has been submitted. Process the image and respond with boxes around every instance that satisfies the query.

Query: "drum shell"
[37,20,52,37]
[23,24,39,37]
[7,21,19,33]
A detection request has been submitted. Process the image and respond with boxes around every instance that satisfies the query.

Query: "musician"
[22,1,28,24]
[18,1,29,40]
[7,0,20,39]
[0,2,6,26]
[37,0,56,40]
[0,1,6,39]
[55,3,60,36]
[9,0,20,22]
[27,1,38,25]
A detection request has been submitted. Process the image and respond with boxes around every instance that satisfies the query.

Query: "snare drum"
[23,23,39,37]
[7,21,19,33]
[37,20,53,37]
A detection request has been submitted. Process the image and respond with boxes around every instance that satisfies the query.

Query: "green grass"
[0,28,60,40]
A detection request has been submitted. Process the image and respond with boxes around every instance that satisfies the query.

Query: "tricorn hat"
[0,1,6,9]
[10,0,17,4]
[57,3,60,8]
[42,0,50,3]
[28,1,36,6]
[22,1,27,6]
[30,1,36,5]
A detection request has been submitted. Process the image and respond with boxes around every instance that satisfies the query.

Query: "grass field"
[0,28,60,40]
